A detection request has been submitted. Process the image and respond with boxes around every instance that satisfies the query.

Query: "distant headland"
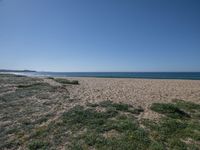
[0,69,36,72]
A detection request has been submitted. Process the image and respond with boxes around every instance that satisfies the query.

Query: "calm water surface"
[11,72,200,80]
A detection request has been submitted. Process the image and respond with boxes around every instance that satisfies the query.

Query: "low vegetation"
[0,74,200,149]
[0,74,41,85]
[0,74,70,149]
[52,78,79,85]
[145,100,200,149]
[150,102,190,119]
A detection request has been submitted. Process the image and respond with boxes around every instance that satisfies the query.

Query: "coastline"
[2,71,200,80]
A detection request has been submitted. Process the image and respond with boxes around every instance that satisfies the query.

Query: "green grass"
[63,103,149,150]
[0,83,56,103]
[65,100,200,149]
[16,101,146,149]
[98,100,144,114]
[0,74,41,85]
[52,78,79,85]
[1,98,200,149]
[150,103,190,119]
[100,100,130,111]
[28,140,49,150]
[24,100,200,149]
[0,74,71,150]
[146,100,200,149]
[174,99,200,117]
[62,105,118,131]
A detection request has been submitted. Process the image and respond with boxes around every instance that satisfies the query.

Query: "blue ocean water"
[14,72,200,80]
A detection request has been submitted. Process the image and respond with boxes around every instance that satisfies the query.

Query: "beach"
[67,77,200,118]
[1,74,200,149]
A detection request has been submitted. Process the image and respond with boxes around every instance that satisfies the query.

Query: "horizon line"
[1,69,200,73]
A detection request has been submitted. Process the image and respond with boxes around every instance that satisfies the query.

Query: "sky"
[0,0,200,72]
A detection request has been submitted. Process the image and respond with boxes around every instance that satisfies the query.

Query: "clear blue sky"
[0,0,200,72]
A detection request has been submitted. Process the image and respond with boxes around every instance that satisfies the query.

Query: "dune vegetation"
[0,74,199,149]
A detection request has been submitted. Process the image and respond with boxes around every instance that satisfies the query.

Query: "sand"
[66,77,200,119]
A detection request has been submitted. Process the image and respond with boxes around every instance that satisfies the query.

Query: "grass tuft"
[99,100,144,114]
[150,103,190,119]
[28,140,49,150]
[53,78,79,85]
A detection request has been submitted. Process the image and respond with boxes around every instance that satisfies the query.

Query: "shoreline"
[63,76,200,81]
[2,72,200,81]
[3,72,200,81]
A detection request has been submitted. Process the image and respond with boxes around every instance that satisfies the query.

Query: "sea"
[10,72,200,80]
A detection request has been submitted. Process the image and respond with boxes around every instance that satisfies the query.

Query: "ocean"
[11,72,200,80]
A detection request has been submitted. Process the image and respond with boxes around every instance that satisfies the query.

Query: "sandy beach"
[1,74,200,149]
[67,77,200,118]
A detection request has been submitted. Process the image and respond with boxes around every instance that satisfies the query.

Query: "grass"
[0,74,41,85]
[150,102,190,119]
[0,86,12,93]
[97,100,144,114]
[10,101,146,149]
[0,83,57,103]
[28,140,49,150]
[144,100,200,149]
[1,97,200,149]
[174,99,200,115]
[62,105,119,131]
[65,100,200,149]
[52,78,79,85]
[63,104,149,149]
[0,74,71,150]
